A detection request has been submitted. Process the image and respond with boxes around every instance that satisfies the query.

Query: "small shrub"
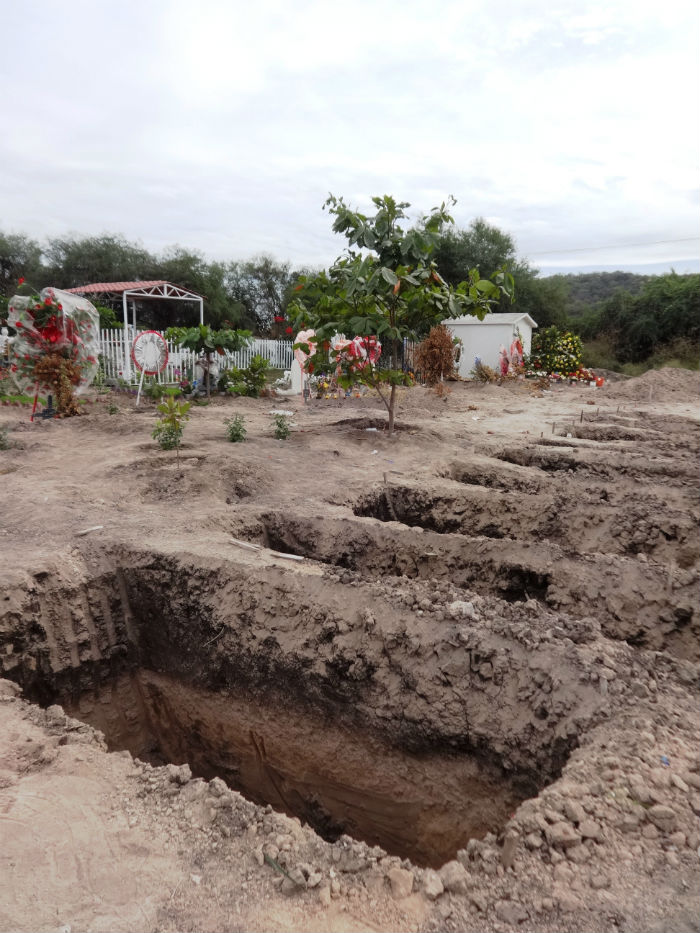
[470,358,498,382]
[222,356,270,397]
[0,425,10,450]
[243,354,269,397]
[107,404,119,415]
[152,397,191,465]
[226,381,249,397]
[144,378,166,401]
[273,413,290,440]
[152,424,182,449]
[225,415,247,442]
[217,368,238,392]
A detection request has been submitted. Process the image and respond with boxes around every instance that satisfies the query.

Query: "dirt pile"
[602,367,699,403]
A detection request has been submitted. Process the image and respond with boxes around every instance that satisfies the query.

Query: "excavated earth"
[0,370,698,933]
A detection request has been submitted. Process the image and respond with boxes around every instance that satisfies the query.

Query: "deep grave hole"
[6,568,571,868]
[30,665,544,869]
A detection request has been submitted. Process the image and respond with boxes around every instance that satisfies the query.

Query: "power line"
[529,236,700,257]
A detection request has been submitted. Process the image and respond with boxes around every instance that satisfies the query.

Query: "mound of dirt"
[603,367,699,403]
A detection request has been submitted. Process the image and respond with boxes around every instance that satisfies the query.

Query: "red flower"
[285,326,293,334]
[18,277,25,285]
[44,297,52,306]
[274,315,285,323]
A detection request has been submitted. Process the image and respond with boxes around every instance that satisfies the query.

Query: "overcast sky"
[1,0,698,276]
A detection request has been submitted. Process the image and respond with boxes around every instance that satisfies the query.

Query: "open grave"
[1,547,605,868]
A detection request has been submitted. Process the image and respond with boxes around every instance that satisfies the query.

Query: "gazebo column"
[122,292,131,380]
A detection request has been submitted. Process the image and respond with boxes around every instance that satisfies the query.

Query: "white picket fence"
[98,329,294,384]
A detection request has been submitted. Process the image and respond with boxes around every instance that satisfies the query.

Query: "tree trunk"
[391,336,399,370]
[388,384,396,435]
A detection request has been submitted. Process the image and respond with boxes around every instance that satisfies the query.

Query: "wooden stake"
[30,383,40,423]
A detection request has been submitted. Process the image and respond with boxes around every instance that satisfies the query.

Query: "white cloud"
[0,0,697,272]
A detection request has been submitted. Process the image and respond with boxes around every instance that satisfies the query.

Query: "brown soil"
[1,371,699,933]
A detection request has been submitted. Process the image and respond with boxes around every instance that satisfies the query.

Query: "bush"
[224,415,247,442]
[273,413,290,440]
[152,423,183,449]
[529,327,583,375]
[414,324,458,385]
[470,358,498,382]
[144,378,166,401]
[581,337,621,372]
[219,355,270,397]
[152,397,191,464]
[241,355,269,396]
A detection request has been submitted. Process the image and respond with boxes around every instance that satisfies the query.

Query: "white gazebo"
[65,280,205,380]
[448,312,538,377]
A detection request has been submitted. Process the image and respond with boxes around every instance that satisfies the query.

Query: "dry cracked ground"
[0,367,699,933]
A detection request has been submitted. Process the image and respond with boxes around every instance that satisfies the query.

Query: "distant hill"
[545,271,651,316]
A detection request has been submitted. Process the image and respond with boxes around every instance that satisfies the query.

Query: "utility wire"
[529,236,700,257]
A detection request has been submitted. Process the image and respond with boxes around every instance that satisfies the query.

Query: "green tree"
[225,256,310,335]
[0,232,44,315]
[596,273,700,364]
[158,247,247,329]
[431,218,565,324]
[174,324,251,396]
[44,233,156,288]
[432,218,523,283]
[513,275,568,328]
[289,194,513,433]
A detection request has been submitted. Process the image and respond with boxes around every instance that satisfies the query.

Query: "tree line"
[1,222,697,371]
[0,231,308,334]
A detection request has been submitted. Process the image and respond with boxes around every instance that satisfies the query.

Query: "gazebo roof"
[65,280,205,300]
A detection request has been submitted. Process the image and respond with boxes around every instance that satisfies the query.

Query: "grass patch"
[0,393,48,405]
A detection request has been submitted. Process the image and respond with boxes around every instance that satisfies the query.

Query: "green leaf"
[380,267,399,286]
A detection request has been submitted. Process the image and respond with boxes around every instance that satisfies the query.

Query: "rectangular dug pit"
[60,668,534,868]
[259,510,552,603]
[1,557,580,869]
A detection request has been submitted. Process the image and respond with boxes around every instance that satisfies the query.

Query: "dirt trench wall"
[2,544,687,784]
[62,668,530,867]
[253,510,698,660]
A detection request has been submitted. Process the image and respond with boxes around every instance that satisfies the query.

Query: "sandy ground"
[0,368,699,933]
